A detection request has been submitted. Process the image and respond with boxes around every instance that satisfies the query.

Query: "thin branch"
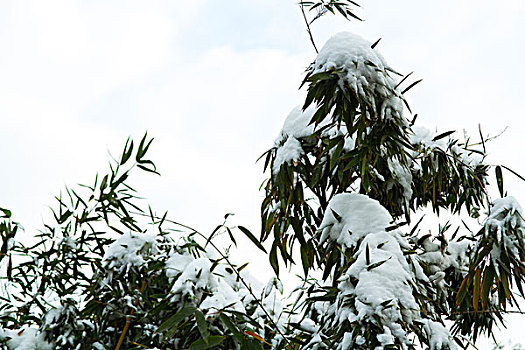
[300,3,319,53]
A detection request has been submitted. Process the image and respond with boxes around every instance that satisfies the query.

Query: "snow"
[299,318,319,333]
[0,328,52,350]
[273,136,303,174]
[166,254,246,313]
[487,196,524,224]
[387,157,413,203]
[274,104,319,146]
[317,193,457,349]
[103,231,158,272]
[319,193,393,249]
[272,103,357,174]
[421,319,457,350]
[410,126,447,153]
[483,196,525,266]
[312,32,405,121]
[342,230,420,343]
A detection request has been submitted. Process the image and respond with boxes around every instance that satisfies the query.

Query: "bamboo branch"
[300,3,319,53]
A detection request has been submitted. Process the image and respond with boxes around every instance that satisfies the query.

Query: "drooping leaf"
[157,306,197,333]
[238,226,267,253]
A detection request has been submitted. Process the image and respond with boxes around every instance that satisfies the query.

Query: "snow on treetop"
[313,32,388,73]
[312,31,404,120]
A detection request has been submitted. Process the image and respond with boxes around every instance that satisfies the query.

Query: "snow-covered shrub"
[0,135,288,350]
[260,29,525,349]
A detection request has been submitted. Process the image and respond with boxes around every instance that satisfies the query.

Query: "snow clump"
[312,31,405,120]
[316,193,456,349]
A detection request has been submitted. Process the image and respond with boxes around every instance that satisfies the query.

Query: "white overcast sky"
[1,0,525,347]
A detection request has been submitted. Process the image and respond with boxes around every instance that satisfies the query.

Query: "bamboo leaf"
[481,266,495,308]
[194,309,209,341]
[189,336,224,350]
[157,306,197,333]
[473,267,482,311]
[432,130,455,142]
[456,273,471,306]
[238,226,267,253]
[371,37,381,49]
[270,244,279,276]
[367,257,391,271]
[401,78,423,94]
[495,166,504,198]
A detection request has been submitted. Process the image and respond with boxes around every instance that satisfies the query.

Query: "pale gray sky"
[1,0,524,347]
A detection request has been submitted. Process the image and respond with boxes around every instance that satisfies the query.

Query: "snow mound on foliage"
[0,328,52,350]
[273,136,303,174]
[422,320,456,350]
[272,104,355,174]
[319,193,393,248]
[275,104,319,146]
[103,232,158,272]
[166,254,247,313]
[317,193,456,349]
[484,196,525,268]
[487,196,524,225]
[313,31,404,120]
[410,126,447,152]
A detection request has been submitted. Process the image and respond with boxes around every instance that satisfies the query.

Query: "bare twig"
[300,3,319,53]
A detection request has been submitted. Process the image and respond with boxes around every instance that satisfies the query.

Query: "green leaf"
[401,78,423,94]
[481,266,495,308]
[473,267,481,311]
[189,336,224,350]
[300,243,310,276]
[136,164,160,175]
[394,71,413,90]
[367,257,391,271]
[100,174,108,191]
[365,243,370,265]
[225,227,237,246]
[136,132,154,161]
[120,138,134,165]
[194,309,209,341]
[432,130,455,141]
[500,165,525,182]
[219,313,243,342]
[270,243,279,276]
[456,273,471,306]
[330,209,342,223]
[238,226,267,253]
[495,166,504,197]
[157,306,197,333]
[206,225,222,247]
[371,37,381,49]
[0,208,11,219]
